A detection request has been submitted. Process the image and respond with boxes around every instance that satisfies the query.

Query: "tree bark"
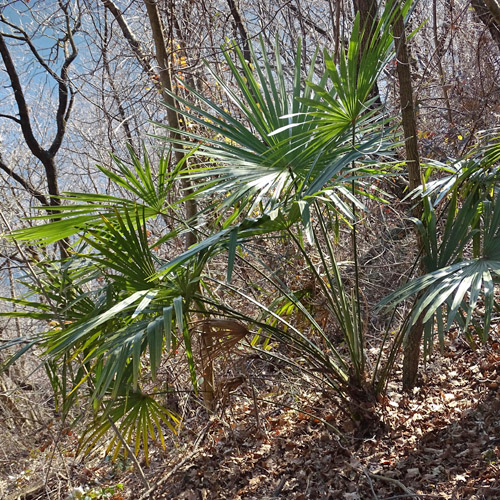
[226,0,251,63]
[102,0,197,249]
[144,0,197,249]
[353,0,379,46]
[392,2,425,392]
[352,0,382,103]
[392,9,421,195]
[484,0,500,25]
[0,9,78,258]
[471,0,500,51]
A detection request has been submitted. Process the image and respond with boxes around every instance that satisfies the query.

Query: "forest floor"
[1,328,500,500]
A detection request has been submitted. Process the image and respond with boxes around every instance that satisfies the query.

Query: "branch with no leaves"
[0,14,62,83]
[0,32,45,160]
[0,4,80,223]
[0,153,49,206]
[49,2,79,156]
[100,0,156,78]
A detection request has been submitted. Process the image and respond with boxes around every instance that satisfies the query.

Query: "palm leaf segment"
[158,9,400,224]
[379,136,500,348]
[10,146,186,245]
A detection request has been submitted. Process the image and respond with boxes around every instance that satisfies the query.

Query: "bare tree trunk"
[432,0,453,123]
[353,0,378,43]
[483,0,500,24]
[392,2,425,391]
[0,6,78,258]
[102,0,197,249]
[144,0,197,249]
[471,0,500,51]
[352,0,382,103]
[226,0,251,63]
[0,35,70,212]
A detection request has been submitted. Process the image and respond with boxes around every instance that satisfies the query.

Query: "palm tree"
[1,1,415,458]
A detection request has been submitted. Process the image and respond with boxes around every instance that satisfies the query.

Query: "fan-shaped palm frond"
[1,0,416,461]
[2,206,204,465]
[157,22,398,226]
[79,389,179,466]
[293,1,404,157]
[410,132,500,206]
[379,190,500,348]
[11,146,187,246]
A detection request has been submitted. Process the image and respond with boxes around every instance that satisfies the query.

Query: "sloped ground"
[136,334,500,500]
[3,330,498,500]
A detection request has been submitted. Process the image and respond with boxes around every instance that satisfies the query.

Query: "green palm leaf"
[157,31,396,226]
[79,389,178,466]
[11,146,187,245]
[82,209,158,291]
[379,193,500,345]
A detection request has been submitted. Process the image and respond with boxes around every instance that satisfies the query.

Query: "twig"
[250,382,261,431]
[361,466,380,499]
[138,421,211,500]
[367,471,420,498]
[380,495,443,499]
[107,416,151,494]
[273,476,287,497]
[348,462,423,499]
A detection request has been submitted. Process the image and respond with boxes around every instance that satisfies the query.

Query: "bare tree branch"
[100,0,156,78]
[0,15,62,83]
[226,0,251,62]
[288,4,331,40]
[0,154,49,206]
[0,113,21,125]
[0,33,46,161]
[0,9,79,212]
[49,1,78,156]
[471,0,500,50]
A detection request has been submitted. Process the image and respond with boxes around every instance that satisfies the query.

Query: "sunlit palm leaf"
[82,209,158,291]
[11,147,186,245]
[157,32,395,225]
[410,133,500,206]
